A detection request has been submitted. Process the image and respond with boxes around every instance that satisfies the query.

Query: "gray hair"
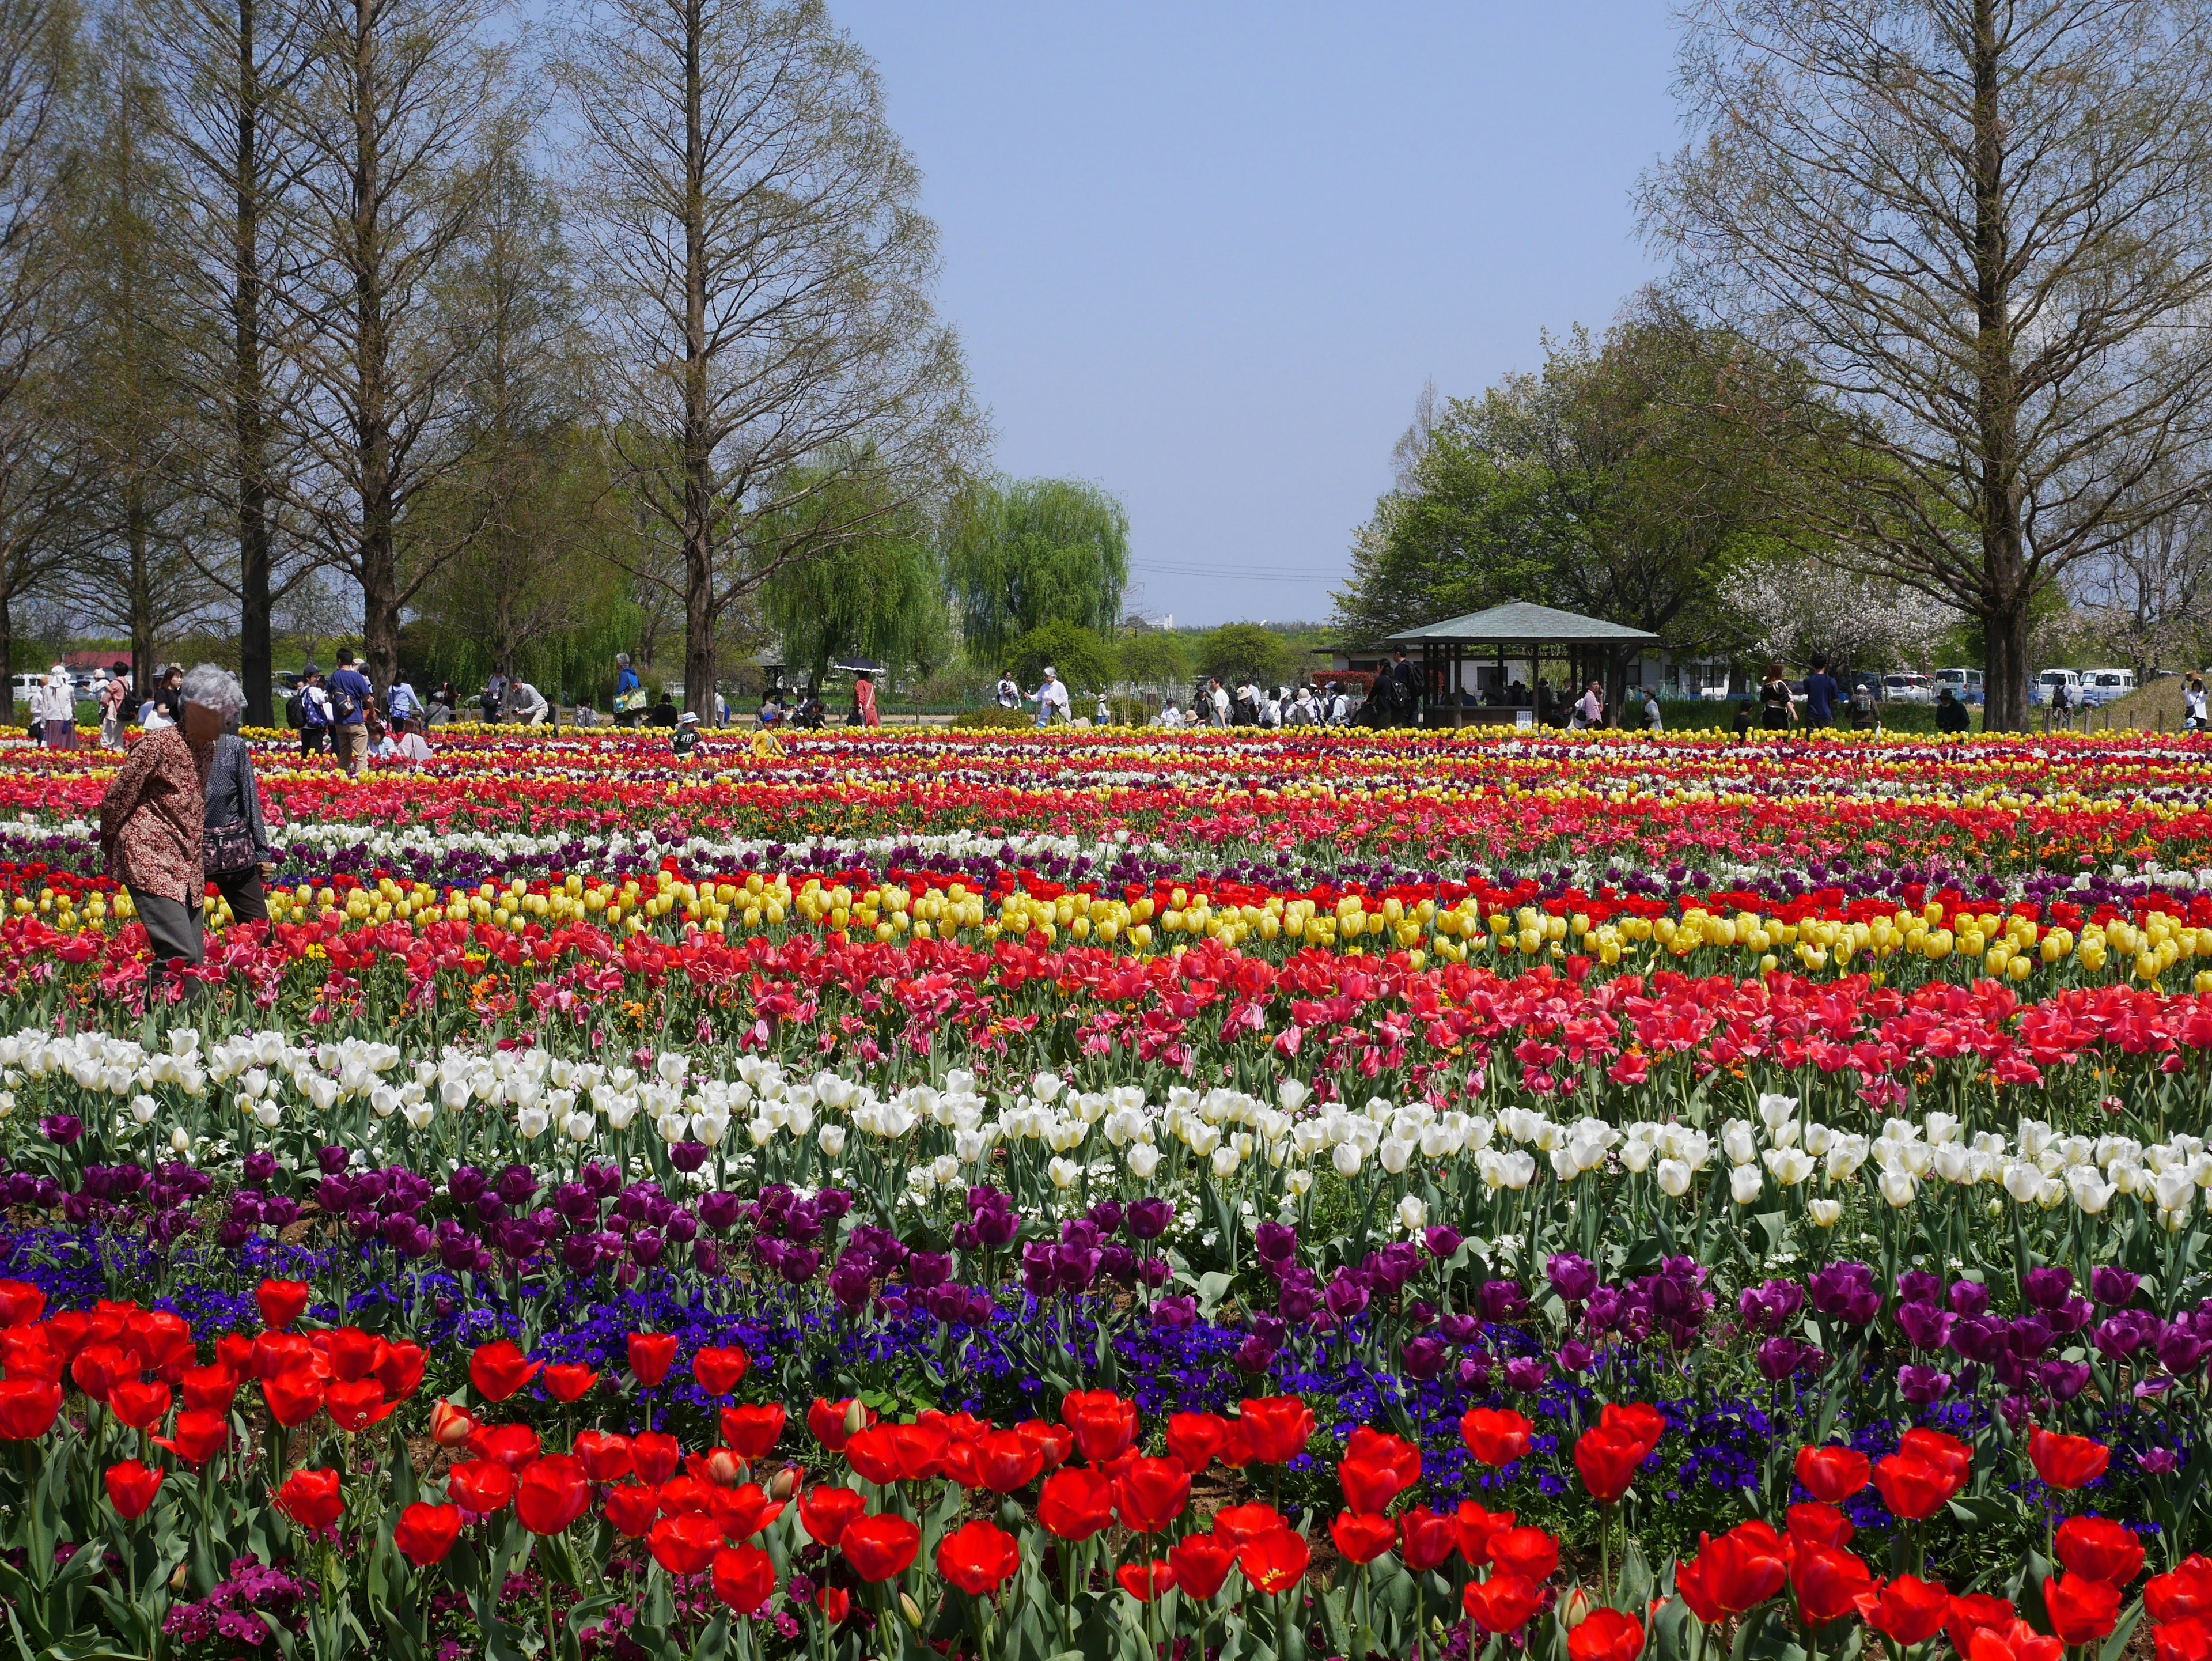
[180,664,245,722]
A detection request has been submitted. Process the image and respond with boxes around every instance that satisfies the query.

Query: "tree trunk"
[350,0,396,699]
[679,0,714,720]
[234,0,273,725]
[129,487,153,698]
[1983,595,2032,735]
[0,583,14,721]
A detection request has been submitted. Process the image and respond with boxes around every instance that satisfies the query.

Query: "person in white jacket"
[32,664,74,748]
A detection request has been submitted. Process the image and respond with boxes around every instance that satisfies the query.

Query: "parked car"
[2035,669,2081,707]
[2077,668,2136,707]
[1933,667,1984,706]
[1881,672,1933,705]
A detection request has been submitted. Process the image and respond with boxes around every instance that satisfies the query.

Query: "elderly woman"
[196,668,275,926]
[97,665,258,986]
[32,663,73,748]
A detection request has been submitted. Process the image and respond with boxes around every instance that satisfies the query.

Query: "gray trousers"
[130,888,205,971]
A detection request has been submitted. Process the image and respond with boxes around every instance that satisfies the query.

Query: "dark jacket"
[203,734,275,863]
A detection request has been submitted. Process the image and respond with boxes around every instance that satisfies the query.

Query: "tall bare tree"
[138,0,317,723]
[553,0,972,718]
[1644,0,2212,731]
[286,0,508,694]
[0,0,80,715]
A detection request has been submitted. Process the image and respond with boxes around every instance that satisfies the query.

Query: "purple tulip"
[1502,1356,1548,1393]
[1894,1302,1954,1351]
[2040,1360,2091,1401]
[2090,1266,2143,1307]
[1457,1353,1494,1391]
[668,1141,709,1174]
[2021,1266,2074,1310]
[698,1191,743,1232]
[316,1145,351,1176]
[1897,1365,1953,1405]
[39,1115,80,1146]
[1480,1281,1529,1322]
[907,1251,952,1290]
[1756,1337,1821,1382]
[1232,1335,1277,1374]
[1087,1200,1124,1235]
[1546,1254,1598,1304]
[1424,1225,1464,1261]
[241,1152,277,1189]
[1896,1271,1941,1305]
[1556,1340,1595,1374]
[2094,1310,2162,1360]
[778,1247,820,1285]
[1947,1280,1990,1317]
[1253,1221,1298,1263]
[1124,1197,1173,1242]
[1401,1335,1448,1379]
[2139,1448,2180,1476]
[1324,1270,1369,1319]
[1152,1295,1196,1330]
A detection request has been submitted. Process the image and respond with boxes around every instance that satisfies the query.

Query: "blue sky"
[832,2,1681,627]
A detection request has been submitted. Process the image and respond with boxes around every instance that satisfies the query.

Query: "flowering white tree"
[1722,557,1957,669]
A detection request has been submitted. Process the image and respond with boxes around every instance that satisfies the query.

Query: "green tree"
[943,475,1129,665]
[1116,630,1187,690]
[759,460,952,687]
[1006,618,1114,694]
[1196,623,1297,689]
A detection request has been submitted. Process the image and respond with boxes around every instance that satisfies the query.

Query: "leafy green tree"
[1196,623,1298,689]
[944,476,1129,665]
[1007,618,1115,694]
[1116,630,1187,690]
[759,461,952,687]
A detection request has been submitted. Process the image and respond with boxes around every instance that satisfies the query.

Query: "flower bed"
[0,726,2202,1659]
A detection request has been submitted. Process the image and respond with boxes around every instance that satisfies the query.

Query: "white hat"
[1043,666,1057,677]
[679,711,699,725]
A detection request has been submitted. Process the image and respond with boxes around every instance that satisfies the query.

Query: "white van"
[1881,672,1934,705]
[2078,668,2136,707]
[1933,668,1983,706]
[2035,669,2081,707]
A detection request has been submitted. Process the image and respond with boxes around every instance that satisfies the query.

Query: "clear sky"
[831,2,1681,628]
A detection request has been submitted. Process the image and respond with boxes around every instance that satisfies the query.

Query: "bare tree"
[138,0,318,723]
[2070,483,2212,675]
[285,0,509,694]
[0,0,81,714]
[552,0,974,718]
[1643,0,2212,730]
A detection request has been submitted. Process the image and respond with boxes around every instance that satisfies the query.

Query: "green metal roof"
[1383,601,1660,648]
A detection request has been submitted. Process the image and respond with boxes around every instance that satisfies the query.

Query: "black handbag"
[204,819,256,877]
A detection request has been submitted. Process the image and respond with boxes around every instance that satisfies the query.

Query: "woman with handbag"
[198,668,276,927]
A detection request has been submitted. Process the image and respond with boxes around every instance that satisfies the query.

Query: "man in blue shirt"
[1802,658,1841,729]
[327,648,376,778]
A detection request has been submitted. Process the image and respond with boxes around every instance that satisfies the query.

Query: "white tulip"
[1729,1164,1764,1205]
[1210,1145,1241,1179]
[1763,1147,1815,1186]
[1128,1144,1162,1179]
[1378,1138,1411,1175]
[1284,1169,1312,1198]
[1808,1198,1842,1227]
[516,1106,550,1140]
[817,1124,847,1157]
[252,1102,282,1129]
[1277,1079,1310,1112]
[1397,1194,1428,1232]
[1880,1169,1917,1208]
[130,1094,158,1125]
[1332,1142,1363,1177]
[562,1110,597,1144]
[1656,1159,1692,1197]
[1722,1121,1758,1166]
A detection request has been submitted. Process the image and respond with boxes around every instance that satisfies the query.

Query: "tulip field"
[1,724,2211,1660]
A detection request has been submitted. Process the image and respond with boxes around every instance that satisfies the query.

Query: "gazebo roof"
[1383,601,1659,648]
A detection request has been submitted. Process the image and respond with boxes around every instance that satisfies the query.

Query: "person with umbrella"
[836,658,883,728]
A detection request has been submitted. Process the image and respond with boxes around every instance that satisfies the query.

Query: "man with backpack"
[289,667,332,758]
[327,649,375,777]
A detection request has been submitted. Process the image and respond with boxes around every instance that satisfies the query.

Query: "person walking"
[1207,678,1229,727]
[97,664,131,748]
[2046,678,2073,733]
[853,669,879,728]
[99,665,238,996]
[995,671,1021,710]
[293,668,332,756]
[2185,674,2207,732]
[32,663,74,748]
[327,649,375,777]
[1802,658,1840,729]
[613,653,644,727]
[1848,676,1880,732]
[1573,679,1605,730]
[1758,664,1797,732]
[1642,687,1662,732]
[1030,667,1070,727]
[196,667,276,930]
[386,674,422,727]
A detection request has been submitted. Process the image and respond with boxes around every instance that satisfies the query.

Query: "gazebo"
[1383,601,1660,727]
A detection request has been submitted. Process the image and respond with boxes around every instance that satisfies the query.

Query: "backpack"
[284,689,306,729]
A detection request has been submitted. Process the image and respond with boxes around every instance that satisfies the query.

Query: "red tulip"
[2028,1427,2110,1492]
[1792,1543,1874,1627]
[1460,1406,1533,1467]
[374,1342,426,1402]
[181,1365,238,1416]
[468,1341,541,1404]
[1214,1501,1286,1545]
[1238,1396,1315,1465]
[709,1482,784,1542]
[1331,1512,1398,1565]
[1017,1418,1074,1471]
[1684,1520,1788,1618]
[445,1459,516,1515]
[1118,1561,1177,1602]
[1113,1456,1191,1534]
[711,1543,776,1614]
[1463,1571,1545,1633]
[630,1431,680,1485]
[428,1399,475,1448]
[0,1281,44,1326]
[974,1428,1043,1494]
[816,1586,851,1624]
[1860,1575,1953,1647]
[1400,1507,1459,1573]
[1575,1424,1646,1504]
[153,1409,229,1466]
[1968,1618,2065,1661]
[325,1380,394,1435]
[1786,1502,1854,1549]
[255,1279,310,1331]
[1569,1607,1646,1661]
[691,1345,748,1396]
[1946,1592,2019,1658]
[1453,1502,1516,1568]
[1488,1526,1560,1583]
[1238,1527,1310,1595]
[323,1329,386,1383]
[574,1429,633,1483]
[261,1368,325,1429]
[840,1512,921,1583]
[649,1514,721,1577]
[106,1379,170,1431]
[658,1474,713,1517]
[1339,1456,1410,1515]
[516,1455,590,1535]
[806,1396,873,1451]
[1601,1402,1666,1459]
[1168,1533,1238,1601]
[2055,1516,2145,1587]
[1900,1427,1971,1482]
[1796,1444,1872,1502]
[1166,1411,1228,1474]
[2148,1558,2212,1624]
[719,1403,784,1460]
[467,1423,542,1471]
[1060,1390,1138,1465]
[602,1483,659,1538]
[2046,1575,2123,1645]
[104,1458,163,1520]
[798,1482,866,1546]
[539,1364,597,1405]
[392,1501,464,1567]
[626,1331,676,1387]
[0,1376,59,1441]
[938,1518,1022,1596]
[1038,1467,1115,1541]
[276,1468,343,1531]
[2157,1618,2212,1661]
[1873,1448,1964,1521]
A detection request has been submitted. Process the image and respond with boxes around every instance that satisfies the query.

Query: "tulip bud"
[702,1448,743,1486]
[429,1399,476,1448]
[1556,1586,1596,1629]
[768,1466,799,1502]
[844,1399,868,1437]
[899,1592,923,1630]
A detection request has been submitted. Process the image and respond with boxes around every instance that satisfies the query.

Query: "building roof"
[1383,601,1660,648]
